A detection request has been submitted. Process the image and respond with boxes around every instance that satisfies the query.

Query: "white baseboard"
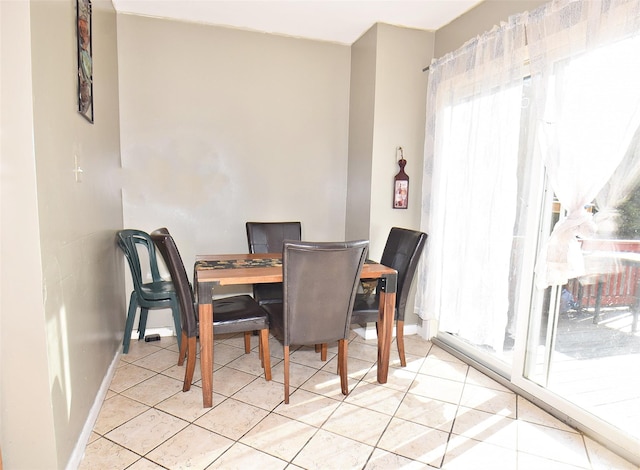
[66,348,120,470]
[130,327,175,339]
[352,322,420,340]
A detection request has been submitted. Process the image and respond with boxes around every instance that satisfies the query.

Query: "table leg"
[199,302,214,408]
[376,290,395,383]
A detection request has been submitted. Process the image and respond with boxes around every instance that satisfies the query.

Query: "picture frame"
[76,0,93,123]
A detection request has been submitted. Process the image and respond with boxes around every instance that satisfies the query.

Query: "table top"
[195,252,396,286]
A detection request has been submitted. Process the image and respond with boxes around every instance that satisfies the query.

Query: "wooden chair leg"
[284,345,290,404]
[244,331,251,353]
[259,328,272,381]
[321,343,328,361]
[315,344,321,353]
[183,336,197,392]
[177,330,188,366]
[338,339,349,396]
[396,320,406,367]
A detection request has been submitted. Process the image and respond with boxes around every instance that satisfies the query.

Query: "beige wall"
[0,1,57,467]
[347,23,433,331]
[346,26,377,243]
[1,0,122,468]
[435,0,546,57]
[117,15,352,326]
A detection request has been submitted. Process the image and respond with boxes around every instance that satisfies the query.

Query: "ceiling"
[111,0,484,45]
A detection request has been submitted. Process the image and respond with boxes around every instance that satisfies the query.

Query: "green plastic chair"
[116,229,181,353]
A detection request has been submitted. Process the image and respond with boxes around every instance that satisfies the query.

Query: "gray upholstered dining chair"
[246,221,302,306]
[117,229,181,354]
[351,227,427,367]
[262,239,368,403]
[150,228,271,392]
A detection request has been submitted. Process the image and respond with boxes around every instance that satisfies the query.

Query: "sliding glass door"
[429,31,640,463]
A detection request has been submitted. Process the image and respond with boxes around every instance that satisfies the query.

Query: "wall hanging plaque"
[77,0,93,123]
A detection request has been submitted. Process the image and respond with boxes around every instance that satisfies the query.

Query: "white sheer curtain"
[417,15,527,352]
[528,0,640,288]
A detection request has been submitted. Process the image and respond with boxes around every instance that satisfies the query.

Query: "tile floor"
[79,332,639,469]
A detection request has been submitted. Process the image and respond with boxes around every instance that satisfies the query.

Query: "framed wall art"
[77,0,93,123]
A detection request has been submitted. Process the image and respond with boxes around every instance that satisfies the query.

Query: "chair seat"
[252,283,284,305]
[139,280,177,300]
[212,295,270,334]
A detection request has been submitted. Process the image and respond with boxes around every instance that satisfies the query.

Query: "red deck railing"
[565,239,640,330]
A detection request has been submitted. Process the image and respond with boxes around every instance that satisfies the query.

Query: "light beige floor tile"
[584,436,639,470]
[292,429,374,470]
[155,385,216,422]
[322,355,375,380]
[267,336,286,360]
[161,360,202,384]
[289,345,335,368]
[517,452,591,469]
[362,365,417,392]
[364,448,430,469]
[442,434,517,469]
[465,367,511,392]
[133,349,180,373]
[212,342,246,366]
[517,420,590,468]
[93,394,150,435]
[408,374,465,405]
[400,352,429,373]
[109,363,157,393]
[127,458,166,469]
[226,349,271,377]
[427,346,465,365]
[347,341,379,363]
[271,359,319,387]
[146,424,233,470]
[105,408,189,455]
[274,388,341,426]
[299,368,353,400]
[207,442,288,469]
[459,383,517,418]
[120,341,164,363]
[233,375,286,410]
[377,417,449,467]
[239,413,317,461]
[395,394,457,432]
[418,355,469,382]
[87,431,100,444]
[208,366,257,397]
[402,336,433,357]
[121,374,183,406]
[79,437,139,470]
[451,406,517,449]
[344,381,405,415]
[517,397,575,432]
[321,402,391,446]
[195,397,269,440]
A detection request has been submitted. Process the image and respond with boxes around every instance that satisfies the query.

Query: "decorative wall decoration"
[393,146,409,209]
[77,0,93,123]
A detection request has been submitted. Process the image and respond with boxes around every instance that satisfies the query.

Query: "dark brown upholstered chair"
[150,228,271,392]
[351,227,427,367]
[246,222,302,305]
[117,229,181,354]
[262,240,368,403]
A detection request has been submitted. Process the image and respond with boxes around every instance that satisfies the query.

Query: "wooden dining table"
[194,252,397,408]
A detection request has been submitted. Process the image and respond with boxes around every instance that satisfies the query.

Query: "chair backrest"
[150,228,198,337]
[246,222,302,253]
[117,229,164,291]
[379,227,428,319]
[282,240,368,346]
